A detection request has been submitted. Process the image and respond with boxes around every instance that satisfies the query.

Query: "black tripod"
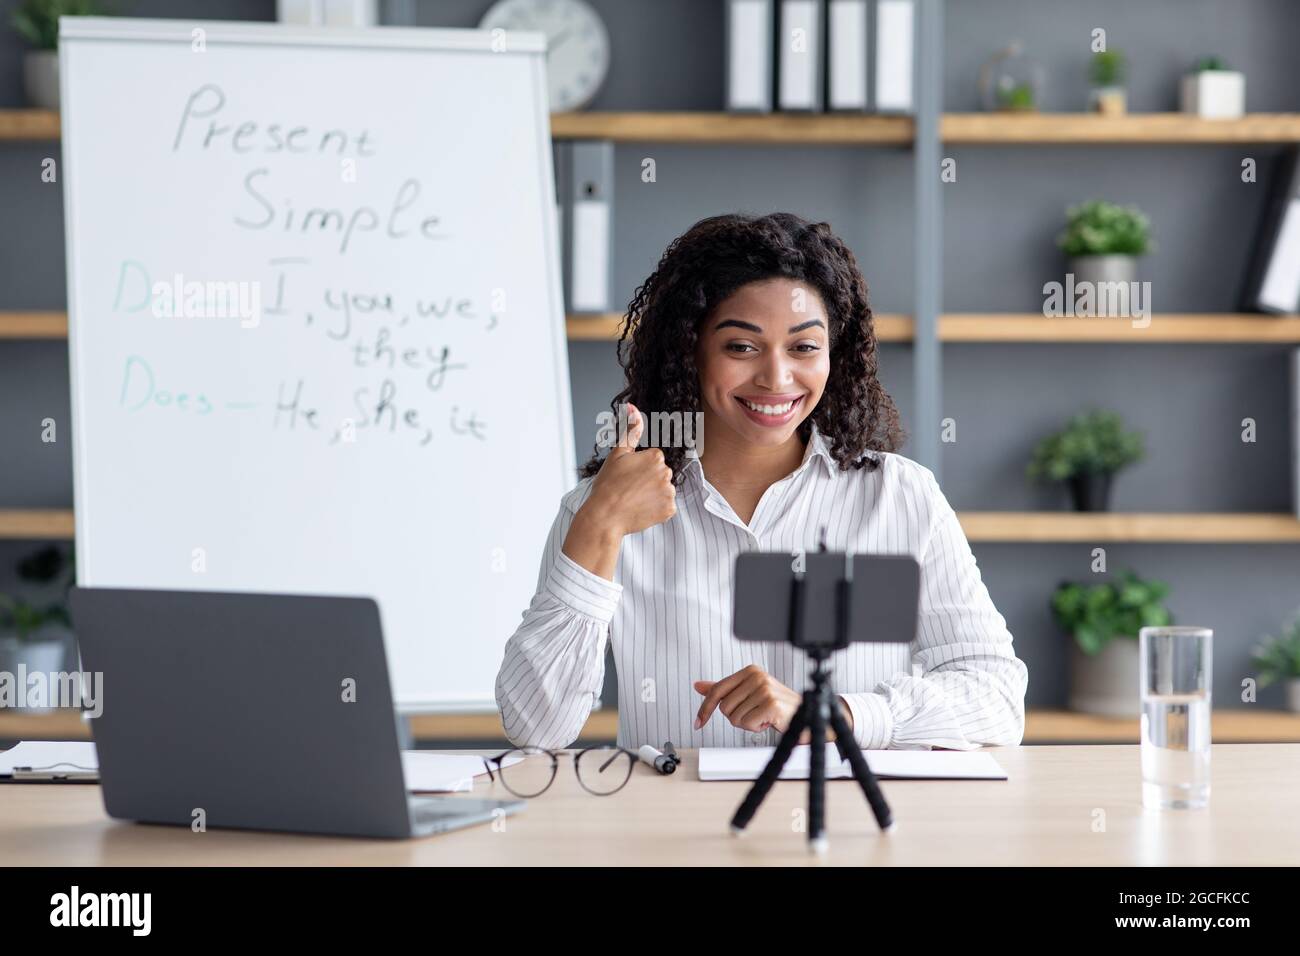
[729,564,895,852]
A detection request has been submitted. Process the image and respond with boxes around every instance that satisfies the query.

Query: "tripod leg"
[808,689,828,854]
[828,702,895,833]
[729,702,809,834]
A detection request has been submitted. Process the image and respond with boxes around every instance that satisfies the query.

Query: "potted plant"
[1052,571,1172,717]
[0,546,73,711]
[1027,409,1144,512]
[1251,614,1300,711]
[1058,199,1152,287]
[978,42,1044,113]
[1180,55,1245,119]
[1089,49,1126,115]
[11,0,102,110]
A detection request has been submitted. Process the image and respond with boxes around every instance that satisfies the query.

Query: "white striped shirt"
[495,423,1028,752]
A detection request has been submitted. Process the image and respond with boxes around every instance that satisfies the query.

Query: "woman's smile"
[734,392,806,426]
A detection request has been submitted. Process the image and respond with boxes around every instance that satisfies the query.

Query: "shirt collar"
[681,420,838,492]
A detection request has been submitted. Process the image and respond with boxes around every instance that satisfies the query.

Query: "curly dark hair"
[578,212,905,485]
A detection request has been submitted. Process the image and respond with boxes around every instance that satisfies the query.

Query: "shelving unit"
[959,512,1300,543]
[0,108,59,140]
[0,510,75,539]
[0,311,66,338]
[8,507,1296,544]
[2,2,1298,739]
[941,313,1300,343]
[14,108,1300,146]
[942,112,1300,144]
[10,310,1296,344]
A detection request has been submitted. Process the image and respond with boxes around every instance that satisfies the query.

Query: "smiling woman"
[495,212,1029,753]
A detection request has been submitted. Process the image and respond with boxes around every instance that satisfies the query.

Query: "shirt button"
[750,732,766,745]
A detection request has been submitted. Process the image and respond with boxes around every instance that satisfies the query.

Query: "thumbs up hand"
[587,403,678,537]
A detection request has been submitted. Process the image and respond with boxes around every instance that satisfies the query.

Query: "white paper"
[698,743,1007,781]
[0,741,99,776]
[401,751,523,793]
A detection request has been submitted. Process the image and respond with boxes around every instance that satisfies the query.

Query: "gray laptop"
[69,587,525,839]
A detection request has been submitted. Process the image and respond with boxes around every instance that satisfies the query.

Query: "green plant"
[1195,55,1229,72]
[0,546,73,644]
[1052,571,1172,656]
[0,594,69,642]
[1027,409,1145,483]
[1252,615,1300,686]
[12,0,102,50]
[997,81,1036,111]
[1058,199,1152,257]
[1090,49,1126,87]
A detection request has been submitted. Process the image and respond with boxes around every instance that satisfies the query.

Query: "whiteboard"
[59,18,574,711]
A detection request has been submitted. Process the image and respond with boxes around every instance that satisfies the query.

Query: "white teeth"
[742,398,796,415]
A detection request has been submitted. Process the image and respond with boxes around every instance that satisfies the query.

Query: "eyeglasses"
[483,745,638,797]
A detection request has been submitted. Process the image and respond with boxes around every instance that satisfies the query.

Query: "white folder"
[875,0,914,112]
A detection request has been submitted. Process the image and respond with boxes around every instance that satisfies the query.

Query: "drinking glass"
[1139,626,1212,809]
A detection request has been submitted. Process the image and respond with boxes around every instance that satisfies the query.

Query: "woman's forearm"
[561,504,624,581]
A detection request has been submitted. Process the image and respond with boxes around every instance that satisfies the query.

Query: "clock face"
[479,0,610,112]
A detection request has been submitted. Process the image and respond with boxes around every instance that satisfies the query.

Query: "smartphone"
[732,552,920,647]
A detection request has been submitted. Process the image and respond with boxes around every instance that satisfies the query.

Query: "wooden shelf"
[9,509,1297,545]
[960,512,1300,543]
[942,112,1300,144]
[8,109,1300,145]
[552,110,915,144]
[1024,709,1300,743]
[0,109,60,140]
[7,707,1300,745]
[1,311,918,343]
[0,509,74,540]
[943,313,1300,343]
[566,311,914,342]
[0,311,66,339]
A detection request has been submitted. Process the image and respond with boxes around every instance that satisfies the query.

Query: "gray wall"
[1,0,1297,714]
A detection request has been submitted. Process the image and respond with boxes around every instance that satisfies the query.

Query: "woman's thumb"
[610,402,643,455]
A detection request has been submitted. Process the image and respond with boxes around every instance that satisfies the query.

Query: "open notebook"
[698,743,1007,781]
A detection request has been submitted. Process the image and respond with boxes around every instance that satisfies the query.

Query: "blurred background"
[1,0,1299,747]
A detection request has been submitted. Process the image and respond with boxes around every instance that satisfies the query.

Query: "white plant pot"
[1180,71,1245,119]
[22,50,60,111]
[1069,637,1139,717]
[0,634,67,712]
[1286,678,1300,713]
[1069,254,1137,287]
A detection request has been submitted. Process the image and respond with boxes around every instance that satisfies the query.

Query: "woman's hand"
[562,403,676,580]
[693,665,854,743]
[581,403,678,536]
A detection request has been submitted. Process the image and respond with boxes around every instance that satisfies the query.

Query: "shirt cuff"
[544,549,624,625]
[839,692,894,750]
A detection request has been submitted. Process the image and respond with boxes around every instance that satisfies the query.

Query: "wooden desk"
[2,744,1298,865]
[7,708,1300,744]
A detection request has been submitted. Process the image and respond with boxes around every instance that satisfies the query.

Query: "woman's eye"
[793,343,821,353]
[726,343,757,354]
